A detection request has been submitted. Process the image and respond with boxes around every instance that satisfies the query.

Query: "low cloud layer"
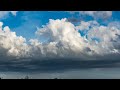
[0,18,120,61]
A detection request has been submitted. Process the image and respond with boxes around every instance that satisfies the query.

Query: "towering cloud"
[35,18,88,59]
[35,18,120,59]
[0,17,120,61]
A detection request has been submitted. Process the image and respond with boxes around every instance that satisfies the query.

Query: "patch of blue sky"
[91,37,101,43]
[1,12,24,29]
[80,14,94,21]
[1,11,74,40]
[112,11,120,21]
[78,30,89,37]
[100,11,120,26]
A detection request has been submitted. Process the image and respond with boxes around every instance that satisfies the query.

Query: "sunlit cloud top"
[1,11,120,62]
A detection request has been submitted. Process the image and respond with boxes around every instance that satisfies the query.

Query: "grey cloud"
[66,17,81,23]
[0,58,120,73]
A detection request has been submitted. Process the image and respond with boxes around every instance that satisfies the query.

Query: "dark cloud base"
[0,59,120,73]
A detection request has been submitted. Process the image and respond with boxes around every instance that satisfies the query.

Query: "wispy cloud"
[67,11,112,20]
[0,11,18,19]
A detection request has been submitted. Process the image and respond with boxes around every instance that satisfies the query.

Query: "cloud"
[67,17,81,23]
[0,11,18,19]
[1,59,120,72]
[108,21,120,29]
[1,17,120,73]
[35,18,89,59]
[35,18,120,59]
[68,11,112,19]
[80,11,112,19]
[0,22,28,60]
[0,18,120,62]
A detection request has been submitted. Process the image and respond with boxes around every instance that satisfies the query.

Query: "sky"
[1,11,120,78]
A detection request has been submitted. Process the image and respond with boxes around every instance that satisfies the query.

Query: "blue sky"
[1,11,119,40]
[1,11,72,40]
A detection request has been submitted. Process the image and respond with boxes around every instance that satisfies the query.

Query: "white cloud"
[35,18,120,59]
[35,18,88,59]
[0,18,120,61]
[0,22,28,59]
[87,25,120,55]
[75,20,99,30]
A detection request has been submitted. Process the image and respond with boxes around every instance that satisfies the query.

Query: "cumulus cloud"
[35,18,89,59]
[0,18,120,61]
[0,22,29,60]
[0,11,18,19]
[35,18,120,60]
[41,19,120,57]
